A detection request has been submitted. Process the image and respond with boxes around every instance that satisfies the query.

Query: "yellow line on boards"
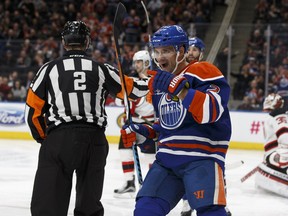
[0,132,264,150]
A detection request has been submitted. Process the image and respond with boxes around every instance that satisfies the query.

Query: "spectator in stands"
[247,28,265,52]
[276,64,288,109]
[25,71,34,90]
[0,50,16,67]
[237,96,259,111]
[11,79,26,101]
[122,8,141,43]
[147,0,163,17]
[0,0,214,106]
[16,49,32,67]
[8,70,19,88]
[31,50,45,67]
[0,76,12,101]
[232,66,254,100]
[244,79,263,109]
[216,46,239,78]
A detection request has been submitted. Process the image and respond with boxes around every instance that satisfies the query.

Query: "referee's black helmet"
[61,21,90,47]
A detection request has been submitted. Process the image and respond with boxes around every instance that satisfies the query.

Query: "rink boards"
[0,102,265,150]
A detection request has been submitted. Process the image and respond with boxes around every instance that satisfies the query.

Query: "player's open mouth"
[160,63,168,69]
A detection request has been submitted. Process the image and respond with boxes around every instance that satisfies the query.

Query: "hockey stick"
[240,166,259,183]
[113,2,143,186]
[226,160,244,170]
[141,1,152,43]
[141,0,155,71]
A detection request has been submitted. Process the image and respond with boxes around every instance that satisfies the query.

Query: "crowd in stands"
[234,0,288,111]
[0,0,219,103]
[5,0,280,111]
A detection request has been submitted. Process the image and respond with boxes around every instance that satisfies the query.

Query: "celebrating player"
[121,25,232,216]
[25,21,149,216]
[114,50,156,198]
[255,93,288,197]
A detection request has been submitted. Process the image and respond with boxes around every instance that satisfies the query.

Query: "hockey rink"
[0,139,287,216]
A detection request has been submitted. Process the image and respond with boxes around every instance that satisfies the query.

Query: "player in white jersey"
[255,93,288,197]
[113,50,156,198]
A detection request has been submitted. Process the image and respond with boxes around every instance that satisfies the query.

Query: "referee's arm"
[25,65,48,143]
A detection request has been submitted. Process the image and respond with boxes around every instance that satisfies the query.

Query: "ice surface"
[0,139,287,216]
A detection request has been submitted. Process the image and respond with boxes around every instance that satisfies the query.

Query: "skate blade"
[113,192,136,199]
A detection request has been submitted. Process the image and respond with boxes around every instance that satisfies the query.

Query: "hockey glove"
[277,147,288,168]
[267,151,288,169]
[148,70,189,97]
[120,123,157,148]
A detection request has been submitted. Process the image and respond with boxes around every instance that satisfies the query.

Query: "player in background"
[114,50,156,198]
[121,25,231,216]
[255,93,288,197]
[181,36,205,216]
[25,21,149,216]
[186,37,205,63]
[181,37,232,216]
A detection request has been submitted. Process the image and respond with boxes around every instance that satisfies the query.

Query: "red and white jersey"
[256,109,288,197]
[131,96,154,124]
[263,109,288,159]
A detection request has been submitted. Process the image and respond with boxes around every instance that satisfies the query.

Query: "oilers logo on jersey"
[158,94,187,130]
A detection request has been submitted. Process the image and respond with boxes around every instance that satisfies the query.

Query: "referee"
[25,21,148,216]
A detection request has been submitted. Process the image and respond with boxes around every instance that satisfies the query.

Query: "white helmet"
[133,50,151,70]
[263,93,284,110]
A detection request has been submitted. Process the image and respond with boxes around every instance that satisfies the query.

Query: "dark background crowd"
[230,0,288,111]
[0,0,287,112]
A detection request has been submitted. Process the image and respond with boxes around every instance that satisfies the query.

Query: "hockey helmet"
[133,50,151,68]
[189,37,205,52]
[263,93,284,110]
[150,25,189,52]
[61,21,90,46]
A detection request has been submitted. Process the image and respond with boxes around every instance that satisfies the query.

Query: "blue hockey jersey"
[152,61,232,171]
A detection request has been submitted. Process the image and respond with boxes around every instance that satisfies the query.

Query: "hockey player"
[181,36,206,216]
[182,37,232,216]
[114,50,156,198]
[121,25,231,216]
[186,37,205,62]
[255,93,288,197]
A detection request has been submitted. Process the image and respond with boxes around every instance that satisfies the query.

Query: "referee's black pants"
[31,124,109,216]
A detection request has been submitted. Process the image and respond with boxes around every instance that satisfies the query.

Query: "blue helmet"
[189,37,205,52]
[150,25,189,52]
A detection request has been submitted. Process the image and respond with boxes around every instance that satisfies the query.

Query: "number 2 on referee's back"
[74,71,86,90]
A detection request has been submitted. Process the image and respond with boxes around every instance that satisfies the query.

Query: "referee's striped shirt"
[25,50,149,143]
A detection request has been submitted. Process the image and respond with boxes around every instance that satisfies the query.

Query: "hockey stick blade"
[226,160,244,170]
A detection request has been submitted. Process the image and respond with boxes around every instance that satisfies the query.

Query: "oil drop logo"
[158,94,186,129]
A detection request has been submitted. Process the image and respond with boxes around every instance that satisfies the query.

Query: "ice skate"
[113,176,136,199]
[225,206,232,216]
[180,199,193,216]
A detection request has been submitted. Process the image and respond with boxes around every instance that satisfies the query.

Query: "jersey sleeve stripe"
[211,91,224,122]
[26,88,46,140]
[276,127,288,138]
[158,143,227,154]
[189,90,206,123]
[208,93,217,122]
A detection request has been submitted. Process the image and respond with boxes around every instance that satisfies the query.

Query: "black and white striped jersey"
[25,50,149,143]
